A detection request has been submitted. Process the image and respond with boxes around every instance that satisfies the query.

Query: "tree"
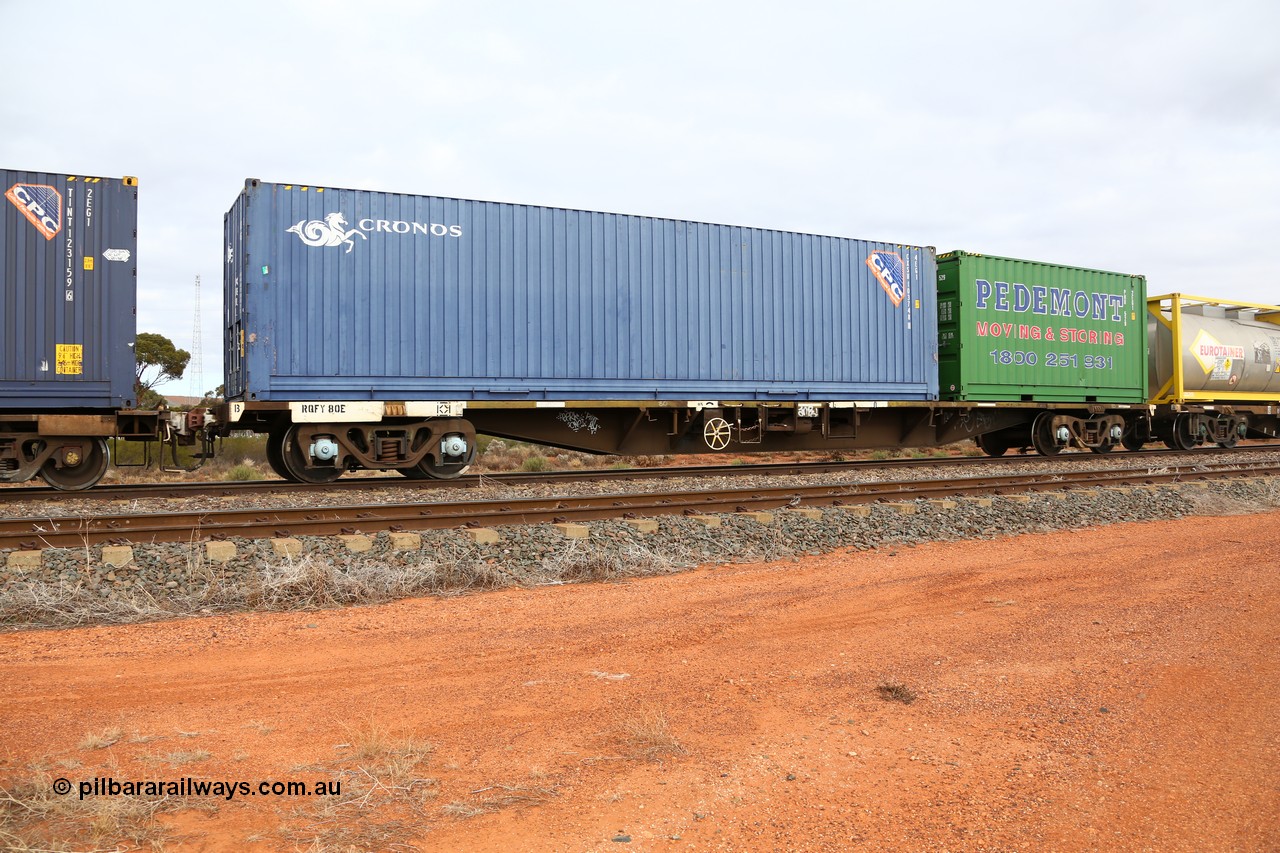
[135,332,190,408]
[199,384,226,407]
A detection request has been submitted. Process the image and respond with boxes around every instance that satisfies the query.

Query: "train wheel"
[1217,434,1239,449]
[1169,414,1200,451]
[41,438,110,491]
[1089,443,1114,454]
[400,432,475,480]
[1031,413,1062,457]
[277,425,343,484]
[975,434,1007,457]
[265,423,291,479]
[1121,430,1146,451]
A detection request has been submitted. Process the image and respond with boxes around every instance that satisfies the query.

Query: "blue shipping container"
[224,180,938,402]
[1,169,138,410]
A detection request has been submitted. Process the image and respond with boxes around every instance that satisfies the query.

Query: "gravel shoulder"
[2,509,1278,850]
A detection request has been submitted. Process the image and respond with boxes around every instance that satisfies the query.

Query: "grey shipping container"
[224,179,938,403]
[1,169,138,409]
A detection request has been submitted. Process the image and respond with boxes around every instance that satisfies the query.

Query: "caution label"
[55,344,83,375]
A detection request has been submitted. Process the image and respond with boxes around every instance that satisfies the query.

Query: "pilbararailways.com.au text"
[54,776,340,801]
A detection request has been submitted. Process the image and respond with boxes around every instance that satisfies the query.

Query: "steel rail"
[0,462,1272,550]
[3,443,1277,503]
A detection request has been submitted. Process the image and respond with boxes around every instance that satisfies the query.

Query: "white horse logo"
[286,212,367,254]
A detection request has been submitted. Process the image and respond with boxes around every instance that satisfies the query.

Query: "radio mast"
[190,274,204,401]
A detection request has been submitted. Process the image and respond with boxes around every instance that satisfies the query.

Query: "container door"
[935,257,963,398]
[222,190,247,399]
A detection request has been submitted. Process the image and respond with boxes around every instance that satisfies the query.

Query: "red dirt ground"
[2,511,1278,851]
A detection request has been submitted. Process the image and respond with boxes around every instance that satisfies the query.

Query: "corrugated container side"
[225,180,939,402]
[937,251,1146,403]
[0,169,137,409]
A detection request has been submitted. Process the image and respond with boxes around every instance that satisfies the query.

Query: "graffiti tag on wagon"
[953,409,995,435]
[558,411,601,435]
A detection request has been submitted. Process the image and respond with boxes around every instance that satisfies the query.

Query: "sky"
[3,0,1277,397]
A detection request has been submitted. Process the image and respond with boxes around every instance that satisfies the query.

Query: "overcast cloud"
[2,0,1277,396]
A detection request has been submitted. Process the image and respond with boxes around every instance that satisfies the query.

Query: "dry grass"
[0,533,692,630]
[546,537,678,583]
[473,438,604,473]
[287,721,557,840]
[77,727,123,750]
[0,770,207,851]
[441,782,559,820]
[441,800,488,818]
[0,550,505,629]
[342,721,434,773]
[278,722,436,850]
[139,749,211,766]
[1181,486,1258,516]
[619,705,685,761]
[284,817,419,853]
[876,680,919,705]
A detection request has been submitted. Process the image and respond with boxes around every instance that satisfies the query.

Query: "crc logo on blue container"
[5,183,63,240]
[866,250,906,307]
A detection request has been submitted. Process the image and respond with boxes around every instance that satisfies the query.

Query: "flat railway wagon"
[0,170,187,490]
[221,179,979,483]
[218,178,1270,483]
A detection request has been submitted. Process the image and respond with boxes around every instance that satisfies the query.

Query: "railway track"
[2,444,1277,503]
[1,460,1273,550]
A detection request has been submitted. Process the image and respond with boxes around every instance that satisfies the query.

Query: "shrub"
[876,681,918,704]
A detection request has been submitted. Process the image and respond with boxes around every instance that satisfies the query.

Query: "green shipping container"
[937,251,1147,403]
